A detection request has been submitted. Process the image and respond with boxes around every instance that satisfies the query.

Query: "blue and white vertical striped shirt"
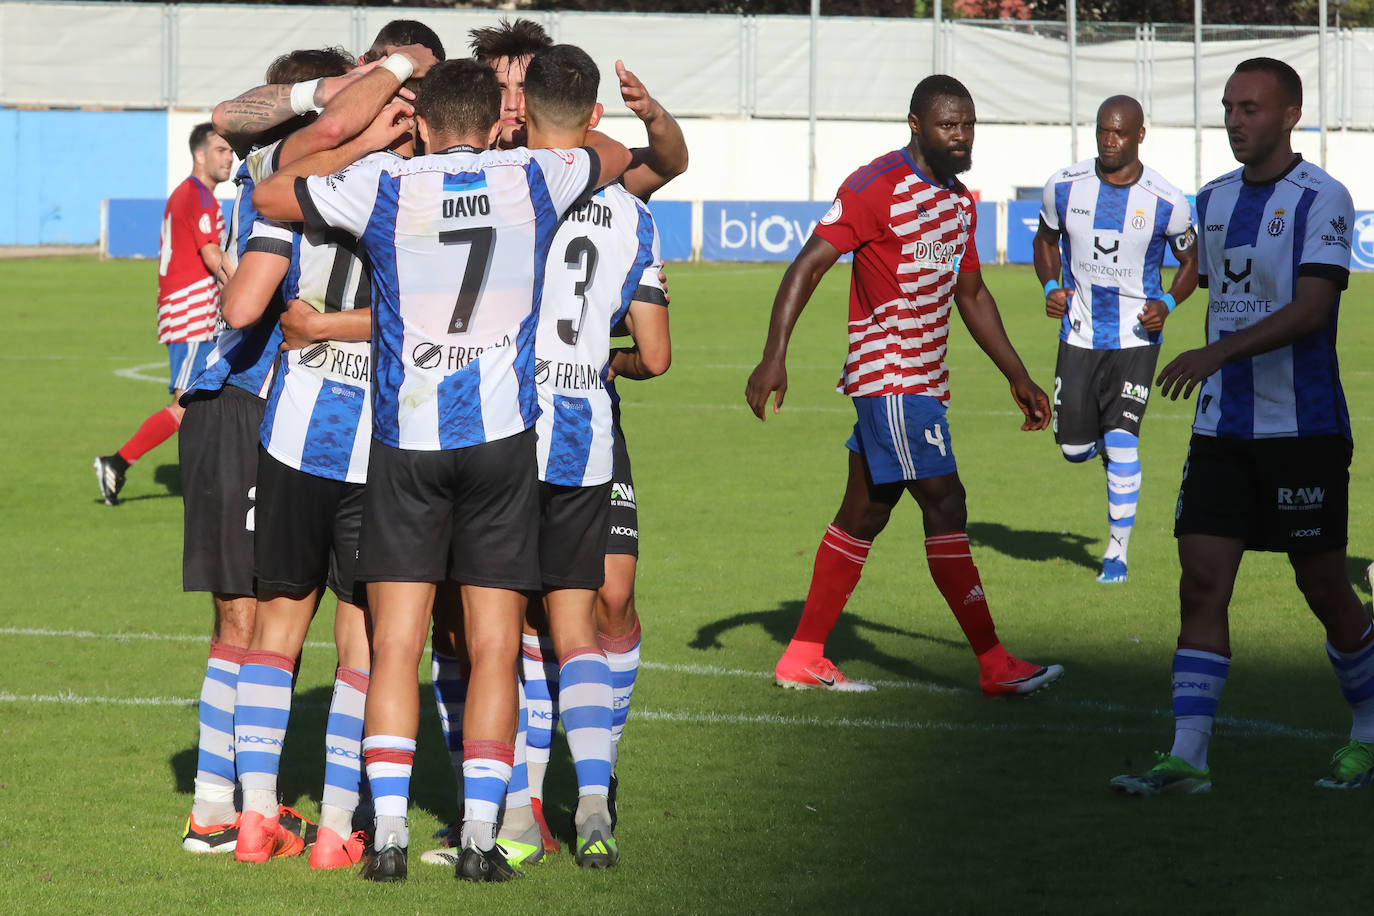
[1041,159,1195,350]
[1192,157,1353,440]
[535,183,665,487]
[298,145,598,451]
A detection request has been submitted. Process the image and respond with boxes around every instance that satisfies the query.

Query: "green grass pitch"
[1,256,1372,913]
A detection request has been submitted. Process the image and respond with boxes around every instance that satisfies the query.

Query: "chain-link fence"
[2,2,1369,128]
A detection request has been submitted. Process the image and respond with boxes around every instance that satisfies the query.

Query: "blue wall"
[0,108,167,245]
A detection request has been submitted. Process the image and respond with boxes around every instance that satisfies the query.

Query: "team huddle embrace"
[157,17,684,882]
[106,16,1374,887]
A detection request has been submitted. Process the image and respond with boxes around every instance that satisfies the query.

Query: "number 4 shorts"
[845,393,958,485]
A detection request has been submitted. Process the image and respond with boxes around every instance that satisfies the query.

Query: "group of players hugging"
[161,17,683,882]
[108,5,1374,889]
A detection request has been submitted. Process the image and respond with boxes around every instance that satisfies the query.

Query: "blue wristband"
[1160,293,1177,313]
[1043,279,1060,297]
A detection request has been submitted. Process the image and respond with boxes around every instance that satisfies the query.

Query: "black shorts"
[356,429,541,590]
[1173,433,1351,553]
[607,412,639,557]
[540,481,611,590]
[254,449,366,605]
[1053,342,1160,444]
[180,385,263,595]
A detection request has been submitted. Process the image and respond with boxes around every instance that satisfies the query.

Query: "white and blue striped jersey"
[1193,157,1353,440]
[535,184,665,486]
[249,142,374,483]
[184,154,281,399]
[1041,159,1194,349]
[298,144,598,451]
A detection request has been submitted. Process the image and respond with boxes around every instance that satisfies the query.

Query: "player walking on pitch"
[1033,95,1198,583]
[1111,58,1374,796]
[95,124,233,505]
[746,75,1064,696]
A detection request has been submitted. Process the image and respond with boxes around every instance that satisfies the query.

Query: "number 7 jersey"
[535,183,665,486]
[297,144,599,451]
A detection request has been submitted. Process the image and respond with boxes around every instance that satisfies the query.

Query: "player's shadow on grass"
[690,600,968,687]
[1349,555,1373,597]
[967,520,1098,572]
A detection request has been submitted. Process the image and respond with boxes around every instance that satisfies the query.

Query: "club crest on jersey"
[1268,208,1286,236]
[1131,210,1146,230]
[820,199,842,225]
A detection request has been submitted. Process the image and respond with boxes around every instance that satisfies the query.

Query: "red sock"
[925,532,999,656]
[784,524,872,658]
[118,406,181,463]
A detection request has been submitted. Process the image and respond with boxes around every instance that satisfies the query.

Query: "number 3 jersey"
[297,144,599,451]
[249,141,374,484]
[1193,157,1353,440]
[535,183,664,486]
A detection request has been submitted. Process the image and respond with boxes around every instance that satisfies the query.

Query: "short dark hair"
[523,44,599,130]
[188,122,219,155]
[909,74,974,120]
[469,17,552,64]
[265,47,353,85]
[416,59,500,139]
[1234,57,1302,107]
[364,19,446,64]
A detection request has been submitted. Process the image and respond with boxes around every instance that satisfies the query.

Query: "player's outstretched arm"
[609,298,671,381]
[276,49,431,168]
[616,61,688,202]
[212,61,392,159]
[583,129,635,190]
[279,300,371,350]
[1140,238,1199,333]
[745,234,842,421]
[1032,220,1069,319]
[254,100,414,221]
[221,251,289,329]
[953,269,1050,430]
[1156,274,1341,401]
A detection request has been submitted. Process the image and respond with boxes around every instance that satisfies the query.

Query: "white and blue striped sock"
[521,633,559,801]
[1169,648,1230,770]
[560,647,614,798]
[431,650,468,808]
[320,666,368,837]
[234,649,296,818]
[191,641,244,826]
[462,741,514,852]
[1327,629,1374,743]
[600,621,642,770]
[363,735,415,848]
[1103,429,1141,564]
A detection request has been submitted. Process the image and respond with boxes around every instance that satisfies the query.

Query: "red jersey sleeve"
[813,178,884,255]
[958,196,980,274]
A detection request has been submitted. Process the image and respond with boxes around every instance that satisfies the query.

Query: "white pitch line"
[113,361,169,385]
[0,691,1336,740]
[2,626,1339,739]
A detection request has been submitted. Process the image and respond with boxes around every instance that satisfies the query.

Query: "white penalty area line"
[0,691,1334,740]
[1,626,1337,740]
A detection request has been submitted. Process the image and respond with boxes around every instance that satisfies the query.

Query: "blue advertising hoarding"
[703,199,996,263]
[646,200,691,262]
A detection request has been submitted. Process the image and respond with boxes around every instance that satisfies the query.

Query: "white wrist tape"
[290,78,321,115]
[381,54,414,84]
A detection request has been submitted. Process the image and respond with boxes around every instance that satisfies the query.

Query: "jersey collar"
[1094,159,1144,189]
[1241,153,1303,187]
[433,144,484,155]
[900,147,957,191]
